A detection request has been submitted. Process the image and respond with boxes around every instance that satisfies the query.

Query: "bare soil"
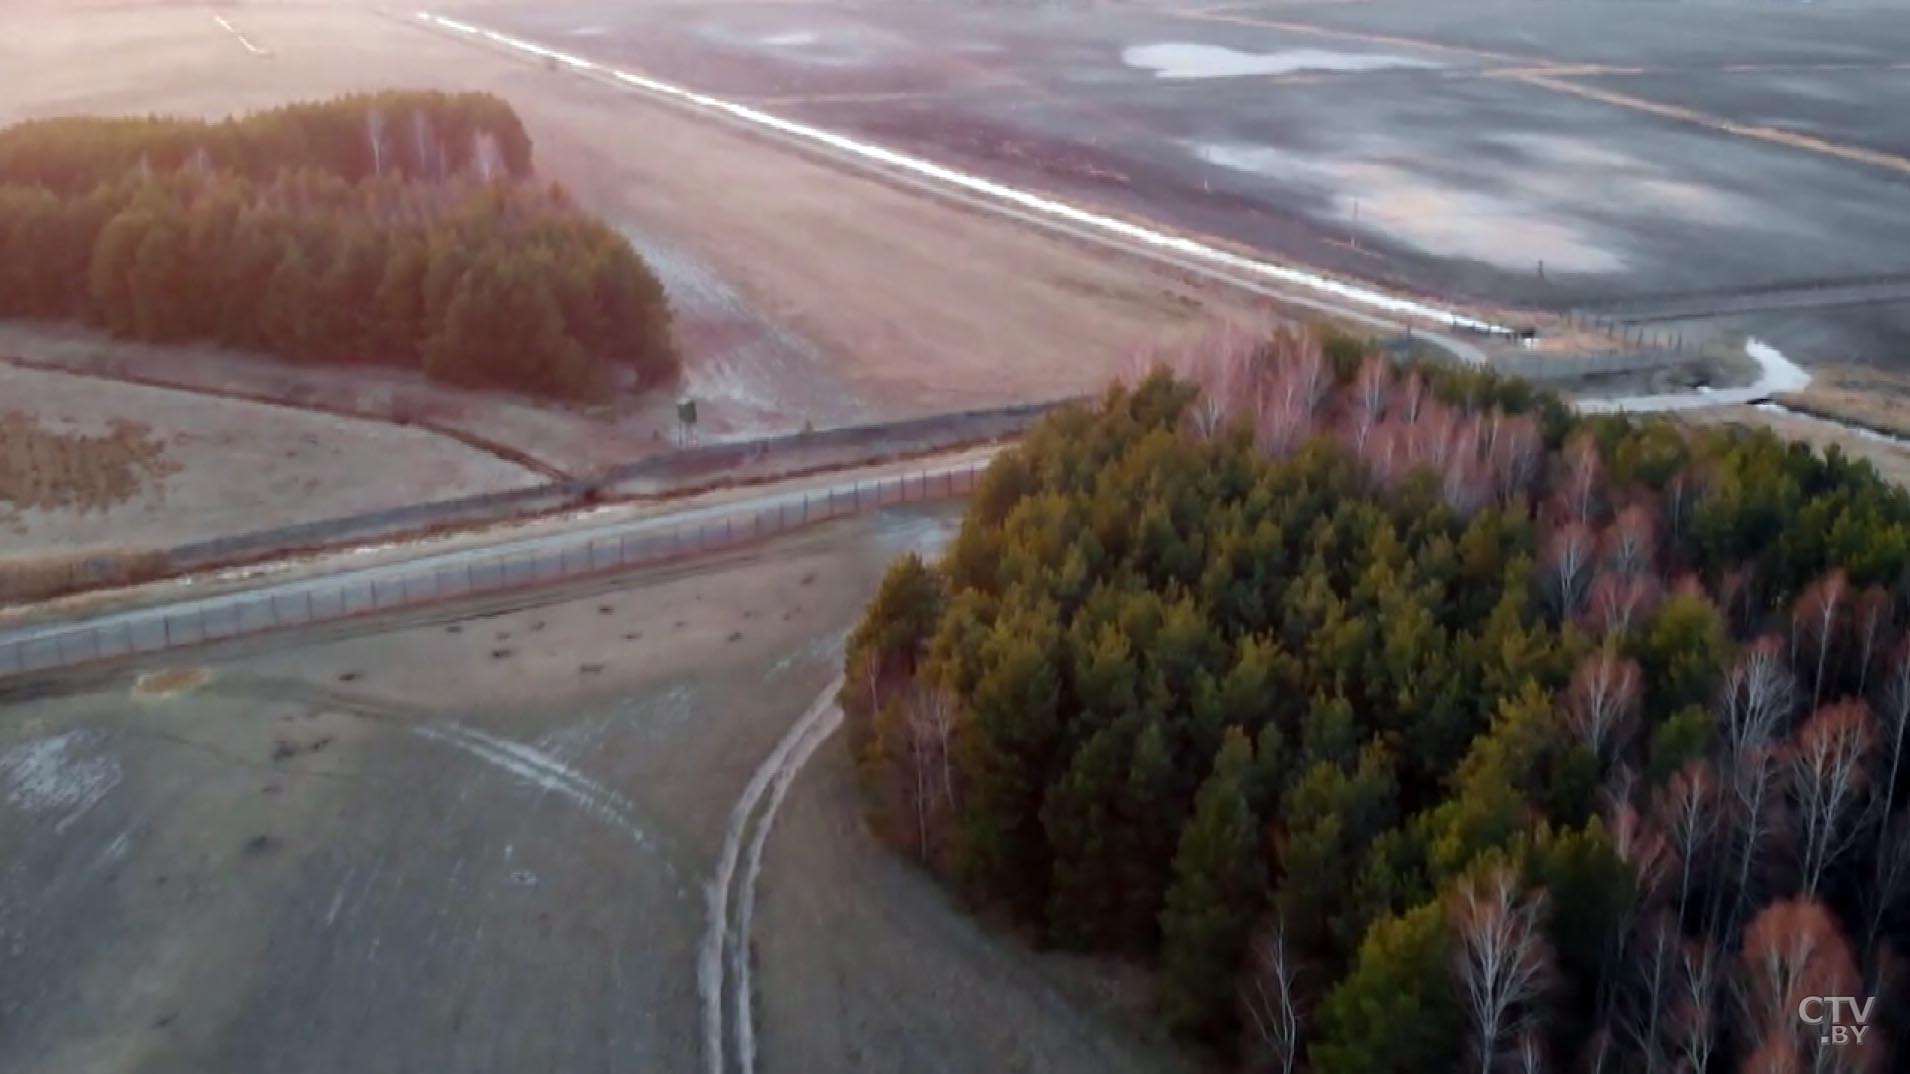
[0,362,539,559]
[0,410,176,521]
[0,503,1173,1074]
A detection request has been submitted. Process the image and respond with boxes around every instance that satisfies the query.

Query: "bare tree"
[1726,743,1786,935]
[1668,937,1722,1074]
[1561,433,1603,525]
[1240,916,1304,1074]
[1451,865,1555,1074]
[1740,900,1865,1069]
[1719,563,1756,634]
[409,108,438,179]
[1488,412,1543,502]
[1663,469,1702,547]
[1177,323,1264,439]
[1603,503,1658,576]
[1513,1030,1546,1074]
[1281,328,1330,416]
[1719,636,1799,754]
[366,107,388,176]
[1543,522,1597,620]
[1850,587,1891,697]
[904,683,960,858]
[1791,701,1877,898]
[1586,571,1662,638]
[1618,910,1679,1074]
[471,129,505,182]
[1566,648,1644,764]
[1399,369,1428,424]
[1611,803,1673,907]
[1793,570,1850,711]
[1743,1034,1803,1074]
[1656,761,1722,922]
[1349,354,1392,452]
[1865,809,1910,953]
[1579,1027,1619,1074]
[1871,635,1910,857]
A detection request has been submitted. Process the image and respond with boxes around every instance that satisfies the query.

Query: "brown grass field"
[0,0,1261,555]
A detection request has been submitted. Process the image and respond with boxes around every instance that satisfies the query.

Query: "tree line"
[844,327,1910,1073]
[0,93,674,401]
[0,91,533,192]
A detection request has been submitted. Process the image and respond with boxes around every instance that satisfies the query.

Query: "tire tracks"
[702,673,845,1074]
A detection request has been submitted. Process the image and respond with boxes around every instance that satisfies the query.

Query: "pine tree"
[1310,901,1462,1074]
[1042,715,1138,949]
[954,599,1063,919]
[1159,726,1265,1038]
[88,206,150,335]
[128,211,190,341]
[1120,714,1185,952]
[259,239,323,360]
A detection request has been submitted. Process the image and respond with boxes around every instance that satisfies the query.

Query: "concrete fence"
[1562,309,1692,355]
[157,398,1074,574]
[0,463,985,681]
[1491,348,1709,384]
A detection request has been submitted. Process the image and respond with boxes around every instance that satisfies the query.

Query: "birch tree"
[1719,636,1798,754]
[1543,521,1597,620]
[1790,700,1876,898]
[1669,937,1722,1074]
[1450,864,1554,1074]
[1566,647,1643,765]
[1655,761,1721,922]
[1240,915,1304,1074]
[1792,570,1849,711]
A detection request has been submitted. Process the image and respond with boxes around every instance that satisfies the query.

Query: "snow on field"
[1123,42,1439,80]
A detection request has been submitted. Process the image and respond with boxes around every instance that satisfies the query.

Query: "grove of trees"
[0,91,675,401]
[844,327,1910,1073]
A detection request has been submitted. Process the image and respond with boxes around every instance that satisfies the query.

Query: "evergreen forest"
[845,329,1910,1073]
[0,91,674,401]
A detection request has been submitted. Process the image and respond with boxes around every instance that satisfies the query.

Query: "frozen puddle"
[1124,42,1438,80]
[1576,338,1812,414]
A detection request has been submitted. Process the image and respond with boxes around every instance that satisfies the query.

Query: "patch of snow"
[418,13,1511,337]
[1,731,122,833]
[414,722,667,868]
[1124,42,1438,80]
[761,31,819,47]
[1574,339,1812,414]
[1745,337,1811,394]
